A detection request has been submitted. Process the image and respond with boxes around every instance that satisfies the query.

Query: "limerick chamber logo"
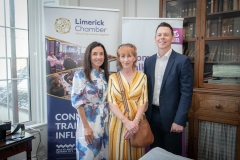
[54,18,71,34]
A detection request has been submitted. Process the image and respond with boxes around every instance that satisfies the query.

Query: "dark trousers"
[150,105,182,156]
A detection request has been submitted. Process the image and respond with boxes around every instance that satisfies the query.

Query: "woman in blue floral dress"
[71,42,109,160]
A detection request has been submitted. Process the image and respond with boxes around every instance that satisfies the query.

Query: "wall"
[68,0,160,43]
[9,0,159,159]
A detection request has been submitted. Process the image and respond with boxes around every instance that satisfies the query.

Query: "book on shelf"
[216,45,222,61]
[219,43,225,61]
[233,17,240,36]
[208,78,240,85]
[210,19,218,37]
[229,0,233,10]
[212,65,240,77]
[188,23,195,38]
[214,0,219,12]
[227,43,233,61]
[206,20,211,38]
[183,26,189,39]
[185,4,188,17]
[206,0,211,14]
[217,17,222,37]
[228,18,234,36]
[184,47,190,57]
[233,0,238,10]
[189,48,195,61]
[205,44,210,61]
[207,45,213,61]
[188,48,194,57]
[223,43,228,61]
[192,3,196,16]
[213,45,218,61]
[218,0,223,12]
[210,0,214,13]
[233,42,239,61]
[208,45,218,61]
[232,43,237,61]
[227,44,232,61]
[222,19,229,36]
[238,42,240,61]
[183,44,187,53]
[183,45,187,55]
[188,3,193,16]
[179,5,182,17]
[181,4,185,17]
[223,0,229,11]
[183,44,195,61]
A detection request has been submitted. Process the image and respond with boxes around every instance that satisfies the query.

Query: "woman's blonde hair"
[116,43,137,69]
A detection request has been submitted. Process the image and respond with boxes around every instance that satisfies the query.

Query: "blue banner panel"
[47,95,77,159]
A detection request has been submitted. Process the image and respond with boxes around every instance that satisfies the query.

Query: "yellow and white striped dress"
[108,71,148,160]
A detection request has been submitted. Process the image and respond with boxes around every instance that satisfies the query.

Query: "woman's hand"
[123,120,139,140]
[84,126,94,144]
[124,130,135,140]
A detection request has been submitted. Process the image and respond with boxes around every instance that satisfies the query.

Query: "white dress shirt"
[152,48,172,106]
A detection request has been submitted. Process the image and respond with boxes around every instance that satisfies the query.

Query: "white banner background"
[122,18,183,72]
[45,6,119,55]
[44,6,119,159]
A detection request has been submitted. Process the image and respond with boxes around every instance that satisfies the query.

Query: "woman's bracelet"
[120,115,125,123]
[134,117,141,123]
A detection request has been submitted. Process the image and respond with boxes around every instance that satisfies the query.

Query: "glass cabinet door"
[163,0,199,157]
[164,0,198,67]
[202,0,240,89]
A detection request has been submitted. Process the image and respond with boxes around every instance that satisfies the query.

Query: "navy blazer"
[144,50,193,131]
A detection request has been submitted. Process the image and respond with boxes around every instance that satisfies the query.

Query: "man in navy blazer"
[144,22,193,155]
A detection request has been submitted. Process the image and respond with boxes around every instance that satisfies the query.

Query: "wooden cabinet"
[160,0,240,159]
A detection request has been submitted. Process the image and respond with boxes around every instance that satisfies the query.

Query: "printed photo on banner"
[45,6,119,159]
[45,36,85,75]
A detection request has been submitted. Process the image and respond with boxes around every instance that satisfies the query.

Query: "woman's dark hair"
[83,41,109,83]
[155,22,174,36]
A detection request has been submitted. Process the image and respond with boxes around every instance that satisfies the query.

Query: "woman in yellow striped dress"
[108,43,148,160]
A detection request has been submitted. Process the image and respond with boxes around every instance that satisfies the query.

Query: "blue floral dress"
[71,68,109,160]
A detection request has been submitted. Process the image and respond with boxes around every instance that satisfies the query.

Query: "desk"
[0,132,35,160]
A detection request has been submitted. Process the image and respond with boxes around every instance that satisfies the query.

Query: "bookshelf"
[160,0,240,159]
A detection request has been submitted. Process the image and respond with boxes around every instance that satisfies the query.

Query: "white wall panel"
[136,0,159,17]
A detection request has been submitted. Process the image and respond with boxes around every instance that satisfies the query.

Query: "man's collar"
[156,48,172,58]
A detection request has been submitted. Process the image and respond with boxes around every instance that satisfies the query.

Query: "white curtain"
[198,120,237,160]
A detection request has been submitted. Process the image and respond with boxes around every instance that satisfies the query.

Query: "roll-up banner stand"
[122,18,186,156]
[44,6,119,159]
[122,18,183,72]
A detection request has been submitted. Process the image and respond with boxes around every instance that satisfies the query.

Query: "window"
[0,0,30,124]
[0,0,46,125]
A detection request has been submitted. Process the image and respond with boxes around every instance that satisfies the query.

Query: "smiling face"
[119,52,136,69]
[90,46,104,70]
[155,26,175,52]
